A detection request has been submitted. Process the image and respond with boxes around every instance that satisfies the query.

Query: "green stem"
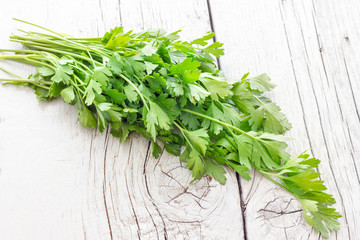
[0,49,39,54]
[17,44,101,65]
[86,49,96,68]
[69,78,85,95]
[68,37,102,41]
[174,121,183,130]
[174,121,199,152]
[254,95,263,105]
[14,19,108,57]
[13,18,61,37]
[13,33,110,57]
[26,59,56,69]
[0,55,55,69]
[14,34,85,51]
[260,170,288,190]
[259,170,280,177]
[74,74,85,85]
[0,78,50,89]
[258,169,302,203]
[0,54,38,59]
[14,19,84,48]
[0,66,23,79]
[10,38,56,49]
[182,108,258,141]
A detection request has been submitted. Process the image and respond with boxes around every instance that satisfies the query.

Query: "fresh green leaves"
[0,23,340,238]
[51,65,73,84]
[199,73,231,100]
[268,152,341,238]
[202,42,224,58]
[37,66,55,76]
[247,73,275,92]
[60,86,75,104]
[144,101,172,140]
[180,128,209,180]
[170,58,201,84]
[79,107,97,129]
[84,80,102,105]
[249,102,292,134]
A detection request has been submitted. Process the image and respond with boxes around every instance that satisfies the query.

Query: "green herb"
[0,19,340,237]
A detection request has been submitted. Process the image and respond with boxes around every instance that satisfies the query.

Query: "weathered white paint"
[209,0,360,239]
[0,0,359,239]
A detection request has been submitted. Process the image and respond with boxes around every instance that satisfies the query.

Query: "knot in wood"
[258,197,302,229]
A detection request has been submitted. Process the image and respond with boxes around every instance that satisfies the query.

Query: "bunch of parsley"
[0,19,340,237]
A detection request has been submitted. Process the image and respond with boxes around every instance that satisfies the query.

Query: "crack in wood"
[308,3,352,237]
[279,0,316,158]
[121,137,141,239]
[144,204,160,240]
[257,197,302,229]
[118,0,123,25]
[102,128,113,240]
[98,0,105,31]
[143,142,169,240]
[125,173,141,240]
[206,0,220,68]
[206,1,246,238]
[237,174,248,240]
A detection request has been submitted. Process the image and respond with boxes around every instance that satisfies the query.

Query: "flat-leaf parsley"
[0,19,341,238]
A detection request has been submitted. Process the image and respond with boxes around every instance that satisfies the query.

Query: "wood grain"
[209,0,360,239]
[0,0,359,239]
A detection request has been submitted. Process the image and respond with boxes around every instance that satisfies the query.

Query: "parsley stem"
[19,44,101,65]
[70,78,85,95]
[183,108,256,140]
[14,34,111,58]
[174,121,183,130]
[0,66,23,79]
[0,55,55,69]
[14,34,83,51]
[0,49,38,54]
[259,169,288,190]
[0,78,50,88]
[73,74,85,85]
[13,18,106,57]
[258,169,300,201]
[86,49,96,68]
[174,121,199,152]
[10,38,53,48]
[0,54,38,59]
[74,61,93,74]
[13,18,60,37]
[253,95,263,104]
[68,37,102,41]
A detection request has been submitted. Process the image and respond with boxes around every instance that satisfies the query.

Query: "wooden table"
[0,0,359,239]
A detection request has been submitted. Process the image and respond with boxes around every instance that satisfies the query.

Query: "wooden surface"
[0,0,359,239]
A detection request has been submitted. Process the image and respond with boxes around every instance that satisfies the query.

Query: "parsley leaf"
[170,58,201,84]
[79,107,97,129]
[249,102,292,134]
[247,73,275,93]
[51,65,73,84]
[84,80,102,106]
[60,86,75,104]
[144,101,172,140]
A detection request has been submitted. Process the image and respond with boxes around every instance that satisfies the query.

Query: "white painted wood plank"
[105,0,244,239]
[0,0,244,239]
[209,0,360,239]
